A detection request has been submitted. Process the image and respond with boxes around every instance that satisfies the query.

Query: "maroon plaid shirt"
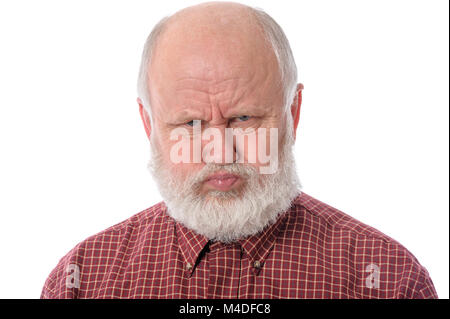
[41,191,437,299]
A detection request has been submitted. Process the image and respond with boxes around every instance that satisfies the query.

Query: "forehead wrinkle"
[174,68,275,121]
[174,72,252,106]
[174,76,244,96]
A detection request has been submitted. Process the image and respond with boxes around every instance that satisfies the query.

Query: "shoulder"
[287,192,438,298]
[292,192,395,241]
[41,201,171,298]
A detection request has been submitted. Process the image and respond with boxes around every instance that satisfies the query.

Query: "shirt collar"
[238,210,290,270]
[161,202,210,272]
[175,220,210,273]
[171,201,294,275]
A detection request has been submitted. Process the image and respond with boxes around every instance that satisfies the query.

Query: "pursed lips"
[204,172,240,191]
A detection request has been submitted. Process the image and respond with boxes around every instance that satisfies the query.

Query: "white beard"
[148,115,302,243]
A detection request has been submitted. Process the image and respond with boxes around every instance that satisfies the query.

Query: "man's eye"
[185,120,201,127]
[236,115,251,122]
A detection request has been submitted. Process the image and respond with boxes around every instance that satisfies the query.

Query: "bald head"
[156,2,272,51]
[164,2,263,37]
[151,2,277,80]
[138,2,298,122]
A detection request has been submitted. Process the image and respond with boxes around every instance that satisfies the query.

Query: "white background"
[0,0,448,299]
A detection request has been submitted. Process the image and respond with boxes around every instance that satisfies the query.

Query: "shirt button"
[186,262,193,271]
[254,261,262,269]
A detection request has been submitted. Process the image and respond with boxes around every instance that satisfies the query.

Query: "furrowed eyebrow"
[170,108,205,124]
[225,105,266,118]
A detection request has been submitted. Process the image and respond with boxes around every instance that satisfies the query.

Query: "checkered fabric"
[41,191,437,298]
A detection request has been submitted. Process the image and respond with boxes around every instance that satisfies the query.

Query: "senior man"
[41,2,437,299]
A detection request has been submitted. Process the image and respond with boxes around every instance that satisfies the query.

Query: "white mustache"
[188,163,257,188]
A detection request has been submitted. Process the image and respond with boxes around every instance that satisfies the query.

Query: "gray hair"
[137,6,298,125]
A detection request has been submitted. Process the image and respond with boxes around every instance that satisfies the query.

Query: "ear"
[290,83,304,141]
[138,98,152,140]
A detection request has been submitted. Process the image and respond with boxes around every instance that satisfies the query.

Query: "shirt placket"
[206,242,242,298]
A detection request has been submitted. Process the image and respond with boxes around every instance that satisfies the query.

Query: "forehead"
[147,18,283,121]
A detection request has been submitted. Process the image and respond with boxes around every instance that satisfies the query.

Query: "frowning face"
[141,15,288,200]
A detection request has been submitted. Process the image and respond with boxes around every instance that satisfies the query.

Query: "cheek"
[237,124,281,168]
[157,134,205,178]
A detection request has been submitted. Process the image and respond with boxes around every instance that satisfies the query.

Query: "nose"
[202,125,239,164]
